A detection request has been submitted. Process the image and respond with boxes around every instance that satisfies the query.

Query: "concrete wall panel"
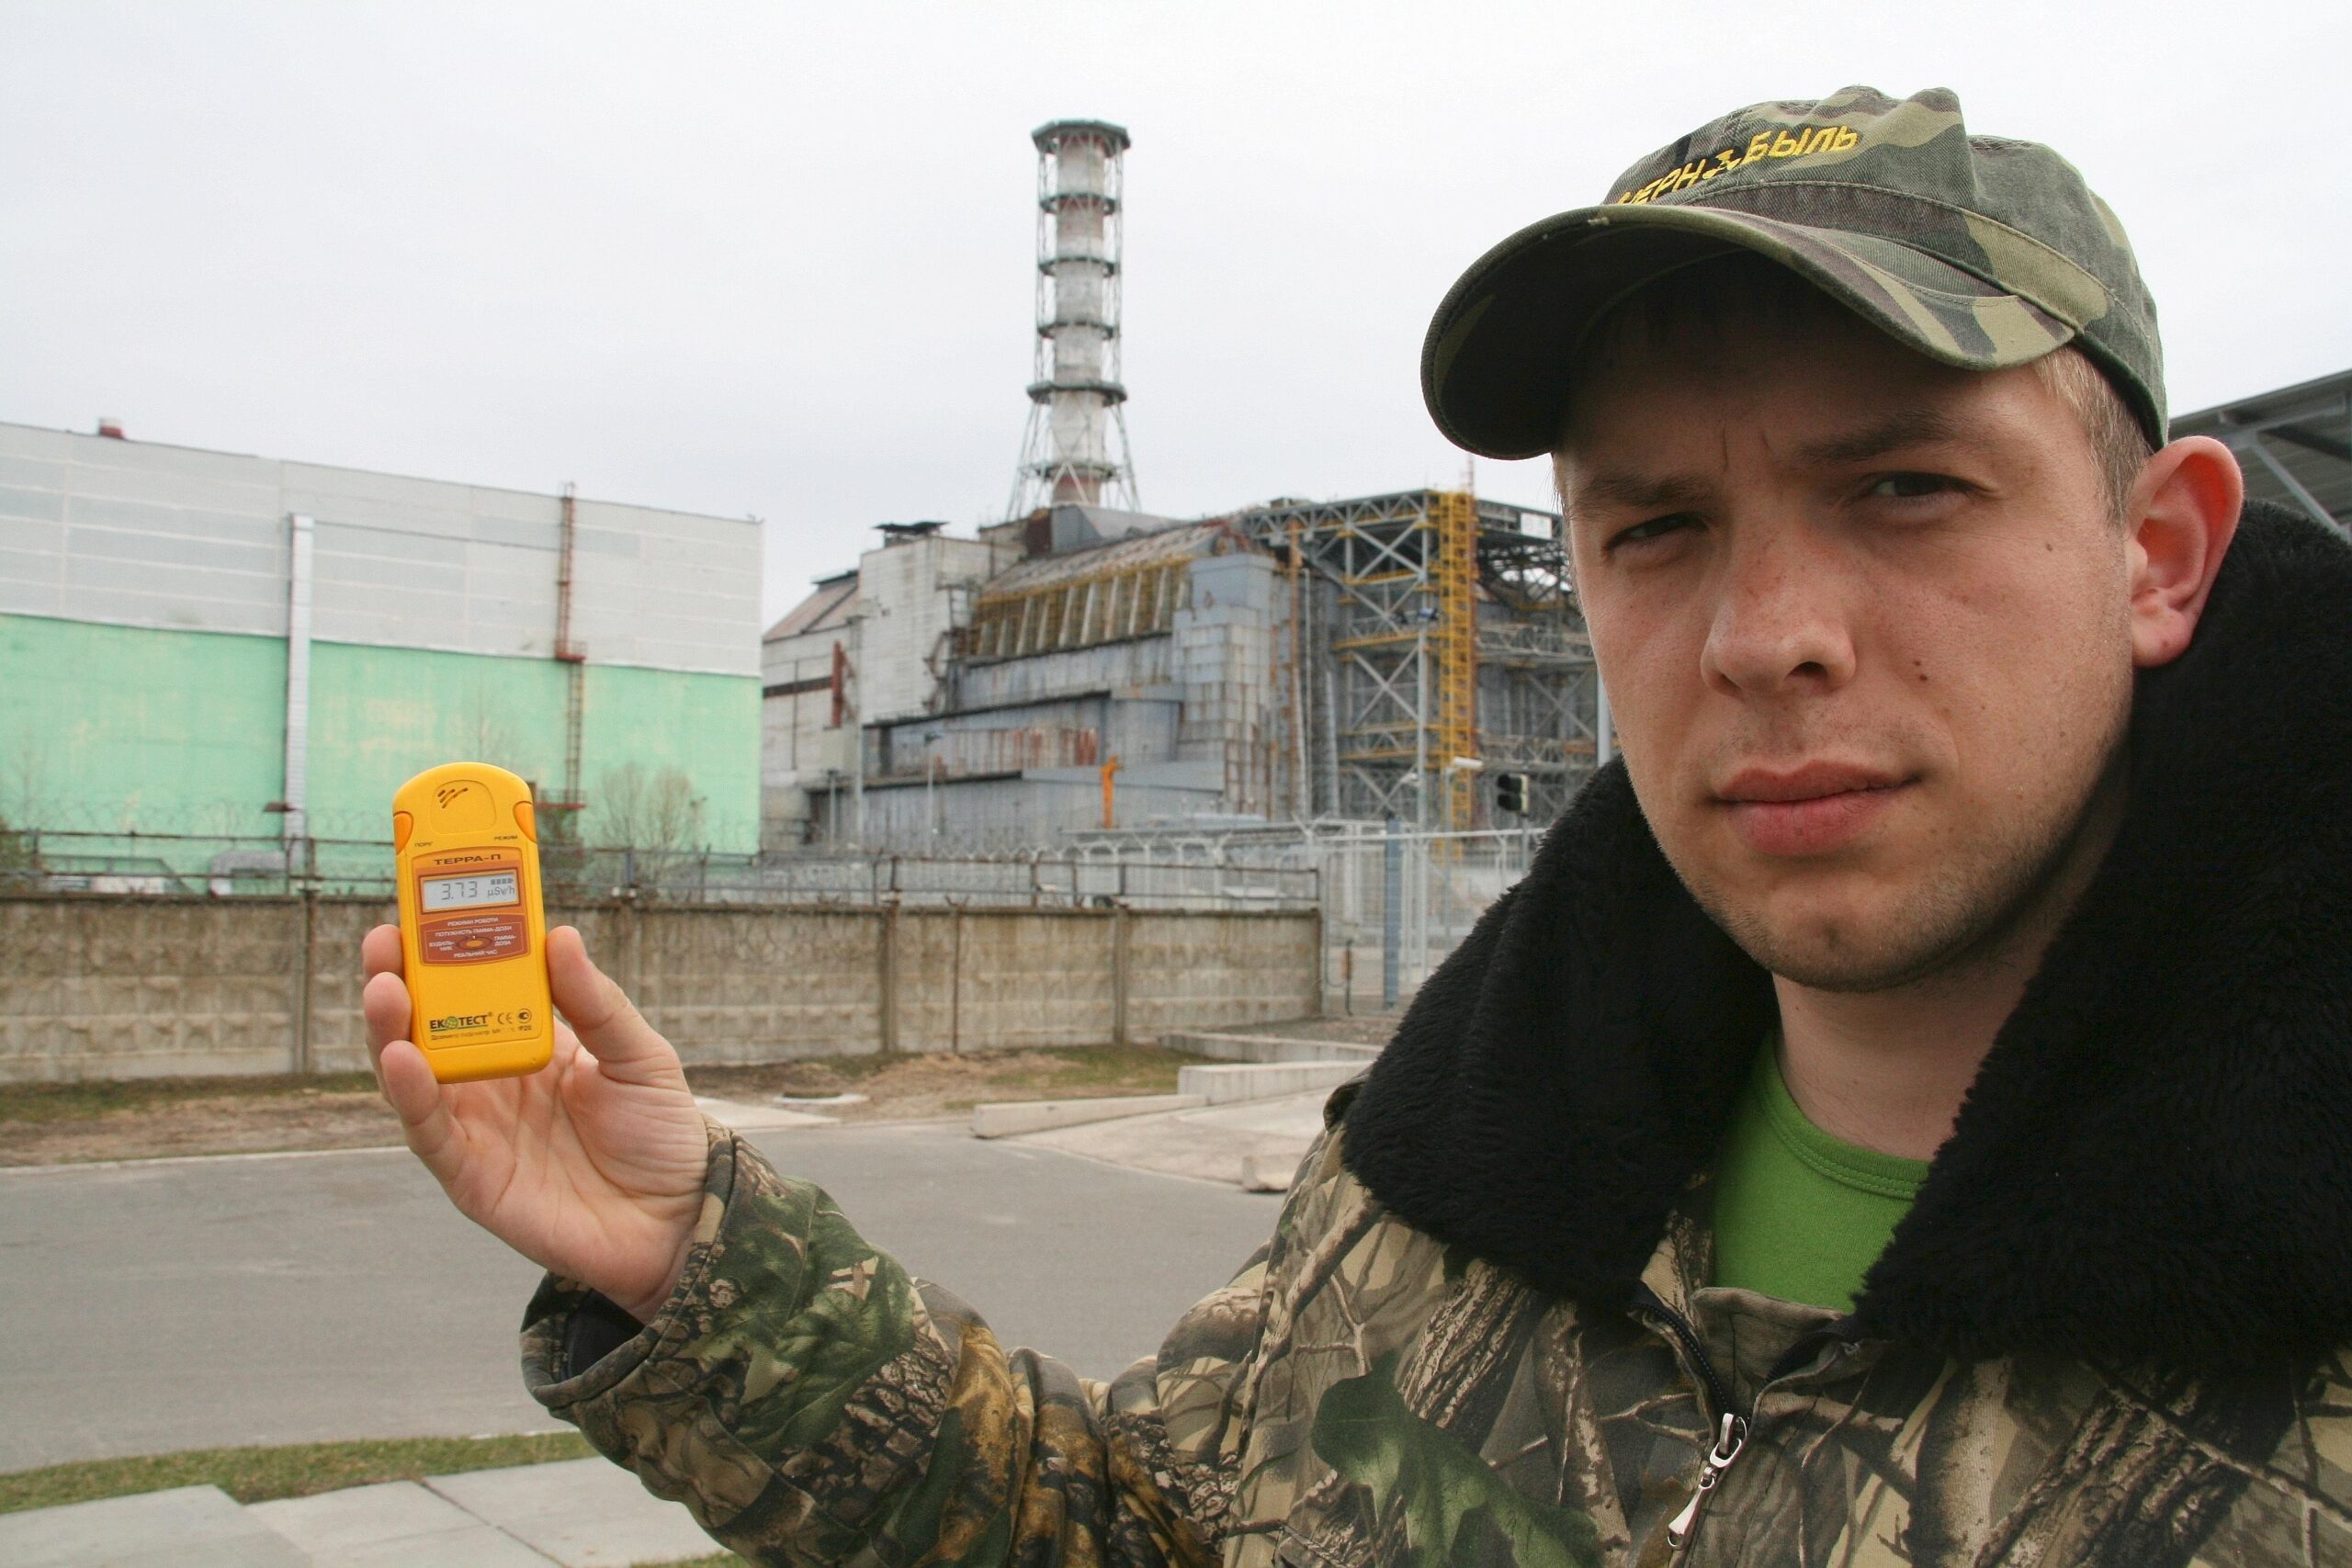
[0,897,1321,1080]
[0,897,304,1079]
[0,422,758,677]
[963,910,1118,1047]
[313,521,469,568]
[0,613,290,839]
[0,484,65,520]
[1125,911,1320,1039]
[0,455,75,491]
[631,907,885,1062]
[0,614,758,853]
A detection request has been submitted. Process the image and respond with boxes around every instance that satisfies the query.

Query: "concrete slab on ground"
[1177,1059,1363,1105]
[1170,1015,1396,1047]
[972,1092,1204,1138]
[1165,1031,1381,1065]
[424,1458,718,1567]
[1012,1089,1329,1187]
[0,1485,308,1568]
[693,1095,835,1131]
[249,1480,555,1565]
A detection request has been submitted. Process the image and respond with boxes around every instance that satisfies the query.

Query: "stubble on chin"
[1671,759,2125,996]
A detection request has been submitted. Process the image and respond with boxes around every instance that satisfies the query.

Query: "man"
[364,85,2352,1563]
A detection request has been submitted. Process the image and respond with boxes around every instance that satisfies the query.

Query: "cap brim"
[1423,203,2080,460]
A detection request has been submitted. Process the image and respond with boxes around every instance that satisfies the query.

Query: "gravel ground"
[0,1043,1215,1165]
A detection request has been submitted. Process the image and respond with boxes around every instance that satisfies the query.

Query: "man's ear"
[2126,434,2244,670]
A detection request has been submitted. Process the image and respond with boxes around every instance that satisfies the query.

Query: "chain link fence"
[1,816,1543,1015]
[0,828,1321,911]
[1060,818,1544,1011]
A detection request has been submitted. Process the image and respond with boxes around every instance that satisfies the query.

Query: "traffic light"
[1495,772,1531,815]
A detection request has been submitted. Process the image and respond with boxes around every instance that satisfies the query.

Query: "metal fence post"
[878,900,899,1055]
[620,891,646,1002]
[1382,815,1402,1010]
[949,903,964,1055]
[1111,901,1131,1047]
[291,888,315,1074]
[1309,901,1326,1019]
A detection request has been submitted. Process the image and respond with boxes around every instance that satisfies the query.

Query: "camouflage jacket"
[522,504,2352,1565]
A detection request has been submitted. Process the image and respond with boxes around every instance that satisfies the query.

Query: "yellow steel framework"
[1238,490,1596,828]
[1430,490,1479,830]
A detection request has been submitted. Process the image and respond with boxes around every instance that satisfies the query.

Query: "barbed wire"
[0,829,1329,909]
[0,800,764,844]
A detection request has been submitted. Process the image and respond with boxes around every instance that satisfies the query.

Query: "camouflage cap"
[1423,85,2165,458]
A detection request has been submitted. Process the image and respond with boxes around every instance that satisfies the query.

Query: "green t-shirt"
[1710,1043,1930,1313]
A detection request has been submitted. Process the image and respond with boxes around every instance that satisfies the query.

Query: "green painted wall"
[0,614,288,838]
[309,643,760,849]
[0,614,760,874]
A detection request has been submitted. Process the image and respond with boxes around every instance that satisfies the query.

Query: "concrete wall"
[817,771,1225,851]
[0,896,1321,1081]
[1173,552,1284,818]
[759,578,857,847]
[0,421,767,859]
[855,533,995,724]
[956,621,1175,708]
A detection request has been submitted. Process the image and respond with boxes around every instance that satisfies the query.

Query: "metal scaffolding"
[2173,368,2352,537]
[1235,490,1598,830]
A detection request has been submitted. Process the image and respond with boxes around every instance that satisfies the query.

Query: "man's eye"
[1868,472,1958,499]
[1611,513,1694,548]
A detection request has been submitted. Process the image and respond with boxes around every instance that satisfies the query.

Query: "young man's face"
[1555,305,2136,992]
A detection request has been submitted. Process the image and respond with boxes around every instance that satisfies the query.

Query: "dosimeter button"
[514,799,537,842]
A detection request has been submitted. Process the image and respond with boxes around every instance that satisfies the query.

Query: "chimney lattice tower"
[1010,119,1139,516]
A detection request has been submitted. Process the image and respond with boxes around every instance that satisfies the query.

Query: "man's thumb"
[546,925,677,1076]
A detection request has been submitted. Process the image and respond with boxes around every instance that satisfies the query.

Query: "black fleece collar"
[1342,502,2352,1371]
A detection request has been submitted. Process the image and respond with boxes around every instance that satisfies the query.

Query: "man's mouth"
[1714,762,1909,856]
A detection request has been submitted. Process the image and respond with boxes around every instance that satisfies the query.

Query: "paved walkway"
[1011,1088,1330,1188]
[0,1457,720,1566]
[0,1039,1372,1563]
[1,1104,1275,1472]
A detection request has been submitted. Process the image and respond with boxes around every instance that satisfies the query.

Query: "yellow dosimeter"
[392,761,555,1082]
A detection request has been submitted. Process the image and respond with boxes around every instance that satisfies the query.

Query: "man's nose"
[1701,526,1859,698]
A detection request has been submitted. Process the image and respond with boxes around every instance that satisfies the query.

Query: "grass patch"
[1015,1043,1209,1092]
[0,1072,379,1126]
[0,1431,594,1514]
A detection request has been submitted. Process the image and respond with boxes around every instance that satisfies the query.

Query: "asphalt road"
[0,1123,1282,1472]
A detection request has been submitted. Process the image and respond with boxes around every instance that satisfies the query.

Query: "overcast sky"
[6,1,2346,625]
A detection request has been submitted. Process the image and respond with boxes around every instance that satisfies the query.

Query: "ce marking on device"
[494,1009,535,1028]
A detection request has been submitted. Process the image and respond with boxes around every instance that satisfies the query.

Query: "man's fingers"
[546,925,679,1078]
[361,923,404,982]
[363,969,413,1059]
[376,1039,467,1185]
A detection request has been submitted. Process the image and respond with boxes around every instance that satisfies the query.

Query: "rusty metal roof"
[977,520,1221,601]
[763,573,857,641]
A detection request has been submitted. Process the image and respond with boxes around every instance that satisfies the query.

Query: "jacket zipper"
[1665,1411,1747,1550]
[1633,1287,1748,1556]
[1632,1284,1857,1559]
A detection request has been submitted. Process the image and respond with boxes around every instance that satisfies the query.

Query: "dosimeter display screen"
[421,871,519,912]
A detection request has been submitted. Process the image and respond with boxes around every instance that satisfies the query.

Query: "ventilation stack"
[1010,119,1139,516]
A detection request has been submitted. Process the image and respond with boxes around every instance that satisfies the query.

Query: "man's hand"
[362,924,710,1325]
